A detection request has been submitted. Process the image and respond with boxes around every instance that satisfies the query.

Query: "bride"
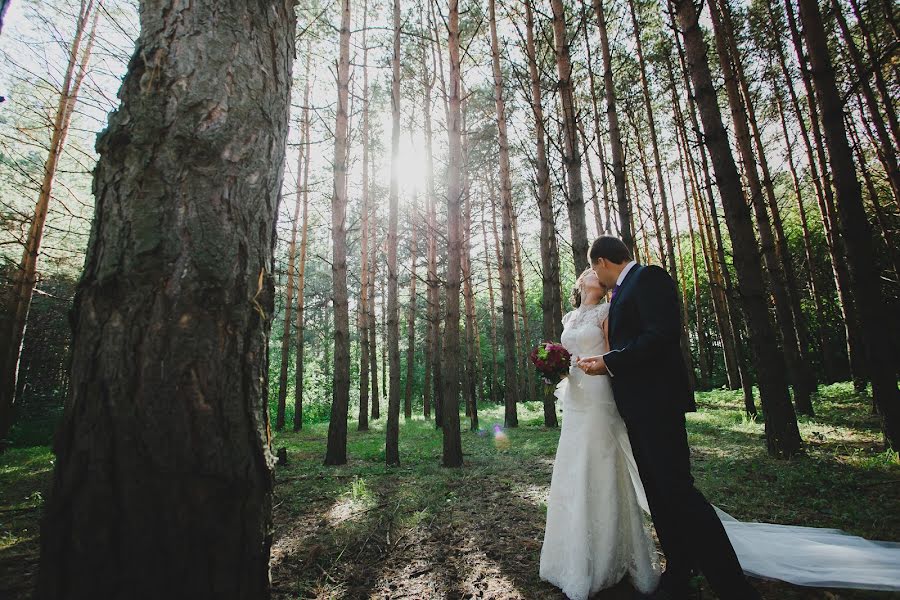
[540,267,900,599]
[539,268,659,598]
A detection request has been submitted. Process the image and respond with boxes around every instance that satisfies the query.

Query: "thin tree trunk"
[845,0,899,150]
[673,0,801,455]
[462,178,479,431]
[488,0,520,428]
[276,65,309,432]
[798,0,900,447]
[669,52,739,390]
[404,191,418,421]
[851,119,900,279]
[549,0,589,274]
[511,207,534,404]
[424,28,441,422]
[442,0,465,466]
[1,1,100,446]
[358,4,371,432]
[830,0,900,206]
[592,0,631,251]
[325,0,353,467]
[581,0,612,235]
[385,0,402,466]
[773,85,837,382]
[685,182,711,388]
[421,10,435,420]
[525,0,561,426]
[369,175,381,420]
[35,1,295,595]
[482,199,500,404]
[294,52,312,433]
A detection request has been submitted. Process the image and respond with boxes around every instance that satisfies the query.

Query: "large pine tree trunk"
[35,1,295,596]
[709,0,814,415]
[784,0,867,390]
[673,0,800,456]
[524,0,561,426]
[442,0,465,466]
[673,37,752,402]
[591,0,631,251]
[549,0,589,274]
[797,0,900,448]
[488,0,520,428]
[1,1,100,447]
[717,0,818,401]
[325,0,353,466]
[384,0,403,465]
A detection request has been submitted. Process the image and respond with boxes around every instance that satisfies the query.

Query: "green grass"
[2,383,898,599]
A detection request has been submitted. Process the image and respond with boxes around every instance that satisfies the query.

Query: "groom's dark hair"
[589,235,632,265]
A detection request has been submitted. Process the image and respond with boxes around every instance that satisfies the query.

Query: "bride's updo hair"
[570,267,594,309]
[570,285,582,309]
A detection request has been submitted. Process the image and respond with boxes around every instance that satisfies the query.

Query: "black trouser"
[626,415,758,599]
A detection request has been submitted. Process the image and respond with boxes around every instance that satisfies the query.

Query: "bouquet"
[529,342,572,385]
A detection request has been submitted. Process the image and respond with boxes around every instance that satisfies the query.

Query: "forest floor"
[1,382,898,599]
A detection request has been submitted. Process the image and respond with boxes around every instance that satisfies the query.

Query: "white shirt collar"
[616,260,637,287]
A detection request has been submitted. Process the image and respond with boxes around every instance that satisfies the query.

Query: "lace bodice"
[561,302,609,360]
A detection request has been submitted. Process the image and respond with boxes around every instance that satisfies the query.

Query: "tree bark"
[35,0,295,595]
[482,199,500,405]
[294,52,312,433]
[441,0,465,466]
[709,0,814,415]
[461,176,479,431]
[488,0,521,428]
[548,0,589,273]
[423,22,440,421]
[325,0,353,467]
[404,191,418,422]
[276,54,311,432]
[385,0,402,466]
[1,0,100,447]
[358,4,371,432]
[591,0,631,251]
[524,0,560,426]
[797,0,900,448]
[783,0,867,390]
[673,0,801,456]
[420,13,435,420]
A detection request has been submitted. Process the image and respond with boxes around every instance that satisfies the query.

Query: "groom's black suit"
[604,264,757,599]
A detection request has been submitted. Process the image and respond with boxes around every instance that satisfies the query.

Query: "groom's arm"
[603,266,681,377]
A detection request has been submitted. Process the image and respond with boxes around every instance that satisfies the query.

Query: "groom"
[578,236,760,600]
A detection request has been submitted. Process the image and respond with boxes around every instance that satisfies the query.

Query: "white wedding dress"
[540,303,900,598]
[539,302,660,598]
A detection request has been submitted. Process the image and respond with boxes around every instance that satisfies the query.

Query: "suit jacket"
[604,264,695,422]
